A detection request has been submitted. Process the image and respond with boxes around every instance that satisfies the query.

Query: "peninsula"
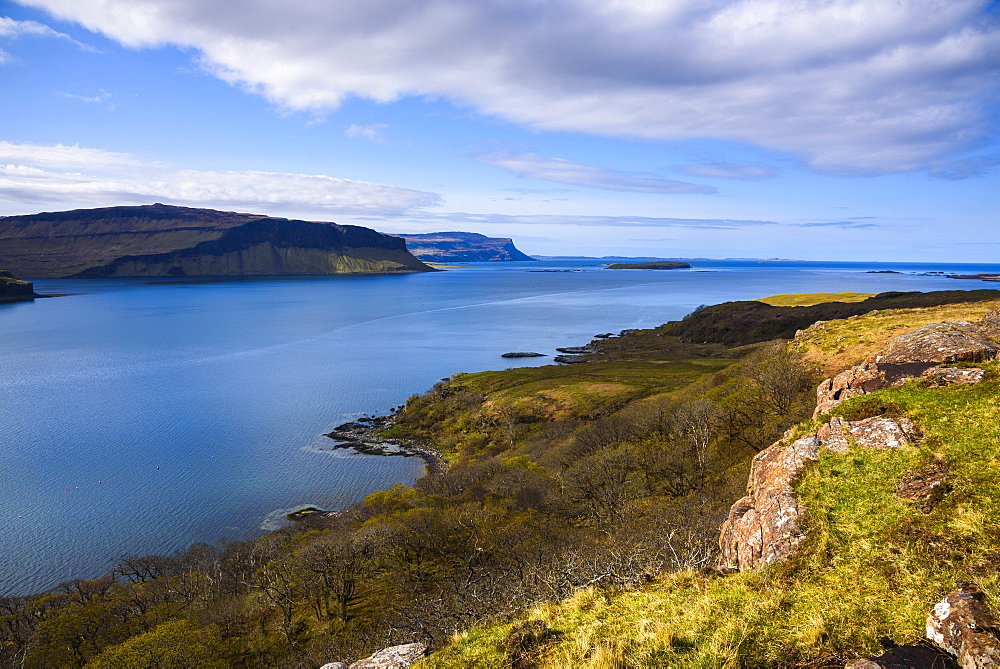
[0,270,38,302]
[395,231,534,262]
[0,204,434,278]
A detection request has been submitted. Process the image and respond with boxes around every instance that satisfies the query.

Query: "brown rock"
[926,583,1000,668]
[846,640,957,668]
[843,416,919,450]
[721,417,920,571]
[922,367,987,386]
[719,435,820,570]
[818,416,918,452]
[897,463,950,512]
[815,363,886,417]
[349,643,427,669]
[880,323,999,365]
[818,417,851,453]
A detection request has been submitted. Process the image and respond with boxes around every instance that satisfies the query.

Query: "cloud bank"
[0,141,440,216]
[20,0,1000,174]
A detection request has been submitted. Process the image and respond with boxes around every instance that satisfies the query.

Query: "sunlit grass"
[756,292,875,306]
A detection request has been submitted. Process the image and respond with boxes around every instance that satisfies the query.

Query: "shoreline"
[323,413,448,476]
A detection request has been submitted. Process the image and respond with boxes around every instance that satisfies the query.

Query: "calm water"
[2,259,1000,595]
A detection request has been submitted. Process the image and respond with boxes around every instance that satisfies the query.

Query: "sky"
[0,0,997,261]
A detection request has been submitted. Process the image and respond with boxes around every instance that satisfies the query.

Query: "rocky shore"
[324,414,447,476]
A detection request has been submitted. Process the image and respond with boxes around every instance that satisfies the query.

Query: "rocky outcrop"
[0,269,38,302]
[718,414,919,570]
[814,315,999,418]
[717,316,999,571]
[880,322,999,364]
[926,583,1000,668]
[846,583,1000,668]
[396,231,535,262]
[323,643,427,669]
[719,434,821,570]
[0,204,434,277]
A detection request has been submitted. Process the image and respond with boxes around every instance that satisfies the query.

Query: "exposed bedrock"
[720,315,999,572]
[813,313,999,418]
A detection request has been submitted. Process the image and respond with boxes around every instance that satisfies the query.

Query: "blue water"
[2,259,1000,595]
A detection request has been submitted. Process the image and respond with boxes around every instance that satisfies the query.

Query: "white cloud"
[344,123,389,144]
[0,141,137,170]
[0,141,440,216]
[476,151,715,194]
[0,15,94,51]
[56,89,113,105]
[18,0,1000,174]
[680,163,776,180]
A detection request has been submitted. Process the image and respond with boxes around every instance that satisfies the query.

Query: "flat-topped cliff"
[395,231,534,262]
[0,269,38,302]
[0,204,434,277]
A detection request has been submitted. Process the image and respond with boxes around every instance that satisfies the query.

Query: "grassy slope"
[757,292,874,307]
[421,298,1000,668]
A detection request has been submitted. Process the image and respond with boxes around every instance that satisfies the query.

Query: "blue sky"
[0,0,997,261]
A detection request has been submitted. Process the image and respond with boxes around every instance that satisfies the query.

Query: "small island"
[948,274,1000,281]
[606,260,691,270]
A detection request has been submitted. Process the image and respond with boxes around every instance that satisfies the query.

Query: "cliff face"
[0,204,434,277]
[0,270,37,302]
[395,231,534,262]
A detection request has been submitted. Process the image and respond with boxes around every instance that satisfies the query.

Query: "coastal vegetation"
[2,289,999,667]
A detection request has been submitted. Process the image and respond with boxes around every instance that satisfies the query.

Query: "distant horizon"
[4,201,1000,266]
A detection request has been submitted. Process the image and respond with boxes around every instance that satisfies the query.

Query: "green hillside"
[422,297,1000,667]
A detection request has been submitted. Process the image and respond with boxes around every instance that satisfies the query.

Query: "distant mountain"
[396,232,535,262]
[0,204,434,278]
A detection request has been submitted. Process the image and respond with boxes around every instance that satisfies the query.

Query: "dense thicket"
[1,321,820,667]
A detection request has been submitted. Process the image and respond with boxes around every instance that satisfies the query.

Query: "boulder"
[922,367,988,386]
[349,643,427,668]
[879,323,998,365]
[926,583,1000,668]
[845,640,957,668]
[814,319,998,417]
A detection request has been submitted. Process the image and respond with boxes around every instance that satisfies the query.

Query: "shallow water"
[2,259,999,594]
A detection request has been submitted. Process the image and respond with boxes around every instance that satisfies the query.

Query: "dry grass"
[793,297,1000,376]
[756,292,875,307]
